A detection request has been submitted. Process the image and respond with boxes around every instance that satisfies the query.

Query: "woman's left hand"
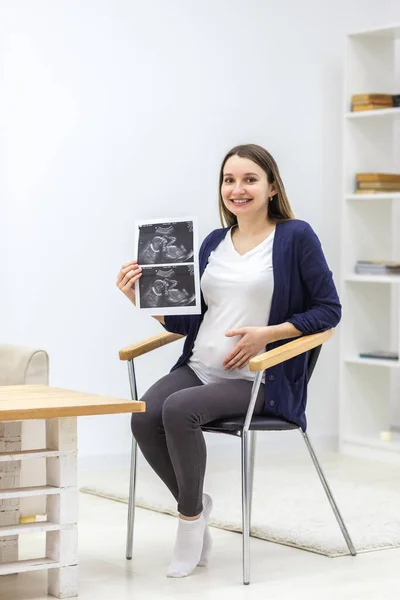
[223,326,273,371]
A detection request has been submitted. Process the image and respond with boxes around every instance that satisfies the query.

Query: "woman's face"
[221,155,274,221]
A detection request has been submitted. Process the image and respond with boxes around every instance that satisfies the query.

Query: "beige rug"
[80,449,400,558]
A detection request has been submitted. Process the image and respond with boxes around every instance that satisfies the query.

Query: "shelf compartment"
[340,282,397,357]
[341,179,398,276]
[341,363,392,440]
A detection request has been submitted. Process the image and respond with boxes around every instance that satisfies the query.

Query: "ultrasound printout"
[134,217,200,315]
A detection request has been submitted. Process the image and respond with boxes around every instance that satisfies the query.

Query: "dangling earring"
[269,195,274,202]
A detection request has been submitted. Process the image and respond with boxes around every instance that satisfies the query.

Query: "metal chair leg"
[240,371,263,585]
[241,430,251,585]
[126,436,138,559]
[300,430,357,556]
[248,431,256,529]
[126,358,140,560]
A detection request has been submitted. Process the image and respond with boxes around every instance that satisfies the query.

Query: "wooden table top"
[0,385,145,421]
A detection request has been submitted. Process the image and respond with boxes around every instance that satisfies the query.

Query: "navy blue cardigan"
[163,219,341,431]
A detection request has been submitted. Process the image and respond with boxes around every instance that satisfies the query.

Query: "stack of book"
[355,260,400,275]
[351,93,393,111]
[359,351,399,361]
[355,173,400,194]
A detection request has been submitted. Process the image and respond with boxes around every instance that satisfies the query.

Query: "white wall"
[2,1,400,465]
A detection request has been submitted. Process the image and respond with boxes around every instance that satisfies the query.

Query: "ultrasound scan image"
[139,265,196,309]
[137,221,194,265]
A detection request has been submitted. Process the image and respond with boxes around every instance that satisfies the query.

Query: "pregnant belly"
[191,328,239,368]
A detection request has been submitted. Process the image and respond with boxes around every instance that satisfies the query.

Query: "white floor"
[2,492,400,600]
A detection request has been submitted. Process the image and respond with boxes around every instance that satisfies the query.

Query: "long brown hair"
[218,144,295,227]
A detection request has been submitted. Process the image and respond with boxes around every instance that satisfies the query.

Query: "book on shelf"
[352,103,392,112]
[352,93,393,103]
[358,181,400,190]
[359,351,399,361]
[355,260,400,275]
[354,173,400,194]
[355,189,400,194]
[356,173,400,182]
[350,93,400,112]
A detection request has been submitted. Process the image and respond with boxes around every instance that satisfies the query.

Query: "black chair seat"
[202,345,322,436]
[202,416,299,434]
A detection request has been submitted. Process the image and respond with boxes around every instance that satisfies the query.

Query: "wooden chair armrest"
[119,332,184,361]
[248,329,334,372]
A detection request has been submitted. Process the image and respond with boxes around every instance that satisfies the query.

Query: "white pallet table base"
[0,383,144,598]
[0,417,78,599]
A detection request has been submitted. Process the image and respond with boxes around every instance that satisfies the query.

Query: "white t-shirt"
[188,226,275,384]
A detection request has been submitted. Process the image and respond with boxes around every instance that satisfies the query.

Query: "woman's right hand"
[116,260,142,306]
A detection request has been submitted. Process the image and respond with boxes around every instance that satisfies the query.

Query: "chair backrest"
[307,345,322,383]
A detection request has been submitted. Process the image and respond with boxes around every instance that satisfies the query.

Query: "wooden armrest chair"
[119,330,356,584]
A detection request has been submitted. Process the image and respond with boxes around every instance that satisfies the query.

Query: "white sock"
[167,513,206,578]
[198,493,213,567]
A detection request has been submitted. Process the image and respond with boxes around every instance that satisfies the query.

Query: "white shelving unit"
[0,419,78,597]
[340,23,400,464]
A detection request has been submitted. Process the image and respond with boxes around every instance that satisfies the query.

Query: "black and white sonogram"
[137,221,194,265]
[138,265,196,309]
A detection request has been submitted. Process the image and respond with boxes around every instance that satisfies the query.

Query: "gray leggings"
[130,364,265,517]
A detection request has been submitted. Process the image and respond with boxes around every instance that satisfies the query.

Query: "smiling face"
[220,155,275,223]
